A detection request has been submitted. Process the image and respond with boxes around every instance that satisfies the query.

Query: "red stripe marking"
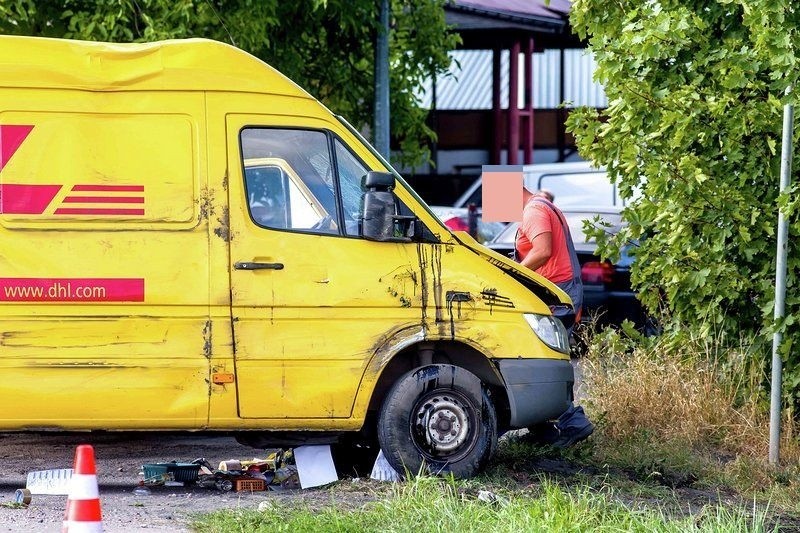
[0,125,34,170]
[72,185,144,192]
[63,196,144,204]
[54,208,144,215]
[0,184,61,214]
[66,498,102,522]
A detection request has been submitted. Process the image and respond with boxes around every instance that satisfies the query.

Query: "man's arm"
[520,231,552,271]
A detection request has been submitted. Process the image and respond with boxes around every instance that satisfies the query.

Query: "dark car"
[486,206,649,331]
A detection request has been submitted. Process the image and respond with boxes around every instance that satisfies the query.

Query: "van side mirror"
[364,171,395,190]
[361,172,416,242]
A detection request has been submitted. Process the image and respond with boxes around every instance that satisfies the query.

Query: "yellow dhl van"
[0,36,575,478]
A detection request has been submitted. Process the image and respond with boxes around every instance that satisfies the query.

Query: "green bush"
[568,0,800,406]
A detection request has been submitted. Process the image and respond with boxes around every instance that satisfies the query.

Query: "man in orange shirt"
[516,188,583,328]
[516,186,592,448]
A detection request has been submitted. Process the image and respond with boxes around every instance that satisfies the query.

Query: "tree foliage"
[0,0,458,166]
[568,0,800,402]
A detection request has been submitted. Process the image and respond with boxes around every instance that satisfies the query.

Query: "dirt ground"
[0,364,585,532]
[1,430,795,532]
[0,433,381,532]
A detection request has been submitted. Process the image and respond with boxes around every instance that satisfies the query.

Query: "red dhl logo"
[0,125,144,216]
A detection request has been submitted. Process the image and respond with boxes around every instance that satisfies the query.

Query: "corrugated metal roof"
[455,0,566,20]
[420,48,607,110]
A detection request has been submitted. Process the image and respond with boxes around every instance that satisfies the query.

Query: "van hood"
[451,231,572,309]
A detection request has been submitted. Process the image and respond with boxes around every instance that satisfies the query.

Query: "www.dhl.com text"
[3,282,106,300]
[0,278,145,302]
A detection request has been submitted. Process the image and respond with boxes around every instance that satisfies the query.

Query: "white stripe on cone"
[63,521,103,533]
[68,474,100,499]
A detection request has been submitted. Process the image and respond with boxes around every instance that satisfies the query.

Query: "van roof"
[0,35,312,97]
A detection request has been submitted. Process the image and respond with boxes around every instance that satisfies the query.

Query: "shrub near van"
[0,36,575,478]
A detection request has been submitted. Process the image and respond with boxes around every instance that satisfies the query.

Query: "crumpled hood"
[451,230,572,309]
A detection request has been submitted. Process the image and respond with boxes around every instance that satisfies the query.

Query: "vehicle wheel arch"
[364,339,511,432]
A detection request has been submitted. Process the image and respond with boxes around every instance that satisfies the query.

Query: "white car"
[431,162,619,243]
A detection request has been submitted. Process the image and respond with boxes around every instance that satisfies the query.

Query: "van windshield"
[334,114,446,238]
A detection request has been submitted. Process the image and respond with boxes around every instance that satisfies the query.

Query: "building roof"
[0,36,310,97]
[446,0,570,36]
[455,0,570,21]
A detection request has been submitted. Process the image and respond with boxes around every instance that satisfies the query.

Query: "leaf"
[767,137,777,156]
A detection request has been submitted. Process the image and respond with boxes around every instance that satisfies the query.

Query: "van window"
[240,128,339,234]
[334,139,368,236]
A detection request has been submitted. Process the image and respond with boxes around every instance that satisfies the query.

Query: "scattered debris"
[25,468,73,495]
[132,481,151,496]
[14,466,74,507]
[370,450,401,482]
[138,448,307,493]
[476,489,509,506]
[13,489,31,506]
[477,490,498,504]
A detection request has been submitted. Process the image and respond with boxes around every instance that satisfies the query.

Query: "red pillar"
[492,47,502,165]
[523,37,535,164]
[508,40,520,165]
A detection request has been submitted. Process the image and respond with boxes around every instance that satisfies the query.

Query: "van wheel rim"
[413,393,472,456]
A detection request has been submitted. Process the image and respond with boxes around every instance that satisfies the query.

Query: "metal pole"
[374,0,390,159]
[770,101,794,464]
[467,203,478,239]
[431,70,438,175]
[508,40,520,164]
[491,47,502,165]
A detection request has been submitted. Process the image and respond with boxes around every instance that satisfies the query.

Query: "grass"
[192,327,800,532]
[580,326,800,504]
[193,476,774,532]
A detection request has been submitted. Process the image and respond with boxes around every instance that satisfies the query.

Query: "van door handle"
[234,261,284,270]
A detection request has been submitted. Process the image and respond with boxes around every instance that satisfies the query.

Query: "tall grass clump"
[581,324,800,493]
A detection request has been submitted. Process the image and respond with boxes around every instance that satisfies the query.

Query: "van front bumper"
[496,359,574,428]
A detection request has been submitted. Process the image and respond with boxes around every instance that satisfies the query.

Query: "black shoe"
[551,421,594,448]
[551,405,594,448]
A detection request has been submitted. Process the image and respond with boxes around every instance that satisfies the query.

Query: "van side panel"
[0,89,212,429]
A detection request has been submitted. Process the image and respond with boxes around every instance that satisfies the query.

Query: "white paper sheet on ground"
[294,445,339,489]
[370,450,401,482]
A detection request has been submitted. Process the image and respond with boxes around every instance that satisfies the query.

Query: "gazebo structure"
[444,0,576,166]
[403,1,606,203]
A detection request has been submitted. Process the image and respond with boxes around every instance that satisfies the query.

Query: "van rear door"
[0,97,211,429]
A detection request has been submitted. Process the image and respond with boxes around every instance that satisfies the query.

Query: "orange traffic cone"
[62,444,103,532]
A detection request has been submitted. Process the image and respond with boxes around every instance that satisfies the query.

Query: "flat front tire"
[377,364,497,479]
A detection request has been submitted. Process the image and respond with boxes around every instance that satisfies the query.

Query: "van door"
[225,116,423,419]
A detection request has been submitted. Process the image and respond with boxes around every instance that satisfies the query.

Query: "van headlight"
[524,313,570,354]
